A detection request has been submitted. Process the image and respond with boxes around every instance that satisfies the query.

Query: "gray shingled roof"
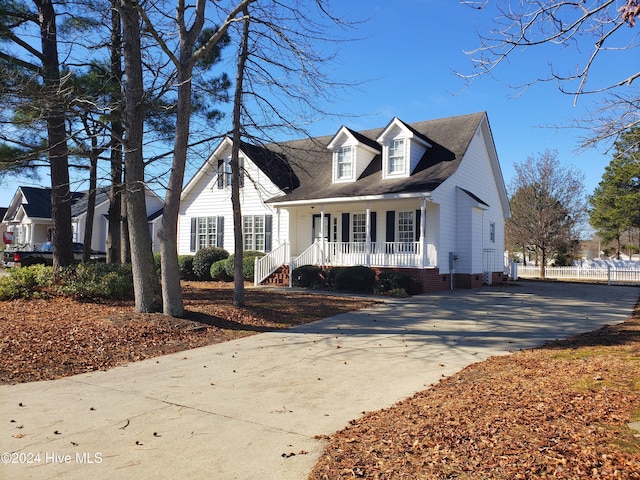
[8,186,110,220]
[17,187,56,219]
[264,111,486,203]
[70,187,110,217]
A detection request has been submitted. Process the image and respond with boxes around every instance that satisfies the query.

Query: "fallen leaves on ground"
[0,281,376,384]
[309,301,640,479]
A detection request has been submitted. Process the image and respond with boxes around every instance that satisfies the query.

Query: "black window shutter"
[415,209,421,241]
[370,212,377,242]
[341,213,350,242]
[217,160,224,189]
[264,215,272,252]
[216,216,224,248]
[386,211,395,242]
[190,217,197,252]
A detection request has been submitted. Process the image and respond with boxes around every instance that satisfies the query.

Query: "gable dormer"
[376,118,432,179]
[327,127,380,183]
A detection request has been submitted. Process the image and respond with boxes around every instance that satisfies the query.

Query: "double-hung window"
[397,211,414,252]
[197,217,218,250]
[243,215,265,251]
[217,157,244,188]
[388,139,405,174]
[352,213,366,244]
[336,146,353,180]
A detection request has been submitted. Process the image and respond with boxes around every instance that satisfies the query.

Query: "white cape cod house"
[178,112,511,292]
[2,186,164,253]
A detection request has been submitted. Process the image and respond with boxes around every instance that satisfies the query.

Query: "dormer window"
[388,139,406,175]
[328,126,380,184]
[337,147,353,179]
[377,118,432,179]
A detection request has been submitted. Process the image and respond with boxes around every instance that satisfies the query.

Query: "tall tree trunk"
[107,4,123,264]
[120,184,130,263]
[153,0,252,315]
[118,0,161,313]
[539,248,546,278]
[82,141,98,263]
[159,63,191,317]
[34,0,73,270]
[231,8,250,307]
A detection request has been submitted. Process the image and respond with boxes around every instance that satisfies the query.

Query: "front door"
[312,214,331,242]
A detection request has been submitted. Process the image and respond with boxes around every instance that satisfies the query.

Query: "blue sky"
[0,0,629,207]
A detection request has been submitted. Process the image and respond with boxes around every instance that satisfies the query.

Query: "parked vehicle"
[2,243,106,267]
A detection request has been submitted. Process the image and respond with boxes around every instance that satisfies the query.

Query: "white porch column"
[276,207,281,247]
[365,202,371,267]
[320,205,325,268]
[420,197,427,268]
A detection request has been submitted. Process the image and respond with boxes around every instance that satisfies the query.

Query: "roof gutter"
[268,191,432,207]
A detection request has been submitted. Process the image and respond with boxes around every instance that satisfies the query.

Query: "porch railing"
[254,242,290,286]
[293,240,437,270]
[256,240,439,286]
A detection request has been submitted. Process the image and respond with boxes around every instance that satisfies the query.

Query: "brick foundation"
[260,265,290,286]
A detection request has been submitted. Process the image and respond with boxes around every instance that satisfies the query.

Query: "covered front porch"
[255,195,441,285]
[292,239,437,270]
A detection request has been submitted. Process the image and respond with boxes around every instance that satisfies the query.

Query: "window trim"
[337,146,353,179]
[242,214,273,252]
[190,216,224,252]
[351,212,366,243]
[387,139,406,176]
[217,156,244,189]
[397,210,415,248]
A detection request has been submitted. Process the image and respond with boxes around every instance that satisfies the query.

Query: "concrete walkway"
[1,281,638,480]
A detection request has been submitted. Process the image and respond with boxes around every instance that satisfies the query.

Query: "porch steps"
[259,265,290,286]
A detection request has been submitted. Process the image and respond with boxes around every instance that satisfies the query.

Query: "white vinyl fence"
[513,263,640,286]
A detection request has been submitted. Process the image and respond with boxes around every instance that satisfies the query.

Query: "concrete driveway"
[1,281,638,480]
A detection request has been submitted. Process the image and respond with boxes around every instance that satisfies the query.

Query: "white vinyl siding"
[432,119,506,274]
[179,141,287,256]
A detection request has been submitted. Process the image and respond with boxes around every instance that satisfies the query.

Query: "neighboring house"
[178,111,511,291]
[0,207,8,249]
[1,186,164,253]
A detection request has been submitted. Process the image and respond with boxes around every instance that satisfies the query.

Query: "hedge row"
[291,265,420,296]
[0,260,417,301]
[153,248,265,283]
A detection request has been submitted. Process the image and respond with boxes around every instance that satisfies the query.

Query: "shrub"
[210,259,233,281]
[333,266,376,293]
[0,264,53,300]
[193,247,229,280]
[376,272,419,296]
[57,263,133,300]
[324,267,339,287]
[292,265,324,288]
[154,253,162,276]
[153,254,196,280]
[178,255,195,280]
[224,251,266,281]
